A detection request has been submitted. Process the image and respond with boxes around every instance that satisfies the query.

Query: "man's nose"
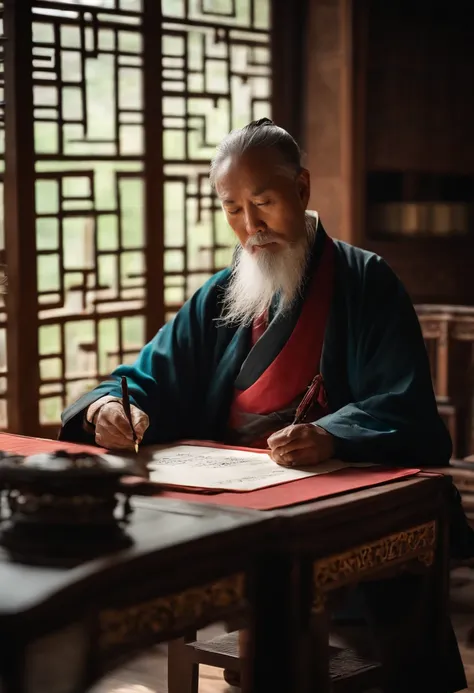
[244,206,266,236]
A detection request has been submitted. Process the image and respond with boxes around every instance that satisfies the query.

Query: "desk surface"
[0,498,274,622]
[0,475,449,626]
[0,475,451,693]
[276,473,449,558]
[281,473,444,519]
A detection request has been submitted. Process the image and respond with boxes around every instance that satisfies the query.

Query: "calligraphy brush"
[121,375,139,453]
[292,374,324,426]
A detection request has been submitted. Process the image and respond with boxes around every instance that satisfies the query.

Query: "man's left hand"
[267,424,335,467]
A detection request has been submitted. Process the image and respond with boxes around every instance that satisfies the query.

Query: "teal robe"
[60,224,451,467]
[60,224,468,692]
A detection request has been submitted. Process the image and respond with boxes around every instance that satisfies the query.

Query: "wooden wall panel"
[303,0,355,242]
[367,238,474,305]
[366,1,474,175]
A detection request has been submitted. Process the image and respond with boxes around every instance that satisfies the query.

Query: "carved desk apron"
[0,498,281,693]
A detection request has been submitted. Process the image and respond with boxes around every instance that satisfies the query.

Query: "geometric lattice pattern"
[33,0,146,425]
[162,0,271,320]
[0,3,7,429]
[23,0,271,428]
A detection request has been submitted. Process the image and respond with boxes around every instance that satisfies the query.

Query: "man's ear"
[297,168,310,207]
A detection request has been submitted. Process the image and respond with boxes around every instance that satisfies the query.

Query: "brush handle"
[292,374,323,425]
[121,376,138,447]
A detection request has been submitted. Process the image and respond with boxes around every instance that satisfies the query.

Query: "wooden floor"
[90,624,230,693]
[90,568,474,693]
[450,566,474,692]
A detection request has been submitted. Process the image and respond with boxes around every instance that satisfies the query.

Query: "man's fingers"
[94,402,149,449]
[130,405,149,440]
[100,402,132,433]
[267,425,303,449]
[268,424,334,467]
[270,451,292,467]
[284,448,322,467]
[270,437,313,457]
[271,447,321,468]
[267,424,316,451]
[95,402,146,449]
[267,427,292,448]
[95,426,135,450]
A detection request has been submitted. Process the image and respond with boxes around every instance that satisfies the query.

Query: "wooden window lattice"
[0,2,6,430]
[2,0,271,435]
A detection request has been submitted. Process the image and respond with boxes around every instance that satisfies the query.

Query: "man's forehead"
[214,149,293,197]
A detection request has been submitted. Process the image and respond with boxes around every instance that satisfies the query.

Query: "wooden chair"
[169,629,382,693]
[416,306,466,458]
[437,400,458,456]
[416,304,474,459]
[416,306,452,402]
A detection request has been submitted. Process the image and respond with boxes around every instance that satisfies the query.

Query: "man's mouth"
[246,235,282,252]
[252,241,279,251]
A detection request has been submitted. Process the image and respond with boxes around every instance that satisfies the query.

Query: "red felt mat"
[0,432,106,456]
[162,466,420,510]
[0,433,420,511]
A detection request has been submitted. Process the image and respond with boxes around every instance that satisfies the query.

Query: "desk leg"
[433,510,449,668]
[0,641,26,693]
[309,609,330,693]
[244,555,308,693]
[168,634,199,693]
[361,552,456,693]
[427,507,466,693]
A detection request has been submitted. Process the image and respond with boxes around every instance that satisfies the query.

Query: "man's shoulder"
[198,267,232,301]
[185,266,232,319]
[333,238,382,268]
[332,238,396,285]
[204,266,232,289]
[164,266,233,337]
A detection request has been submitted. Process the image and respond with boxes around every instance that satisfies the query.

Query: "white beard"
[220,214,317,327]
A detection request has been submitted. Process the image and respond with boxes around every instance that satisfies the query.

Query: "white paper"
[134,444,372,491]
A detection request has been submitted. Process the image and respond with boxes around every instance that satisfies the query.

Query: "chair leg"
[168,635,199,693]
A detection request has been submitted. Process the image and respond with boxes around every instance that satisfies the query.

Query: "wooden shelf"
[367,233,473,243]
[367,171,474,204]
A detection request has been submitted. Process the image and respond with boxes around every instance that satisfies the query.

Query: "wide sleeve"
[59,273,226,444]
[316,257,452,466]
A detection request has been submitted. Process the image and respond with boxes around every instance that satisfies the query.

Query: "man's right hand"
[88,399,149,450]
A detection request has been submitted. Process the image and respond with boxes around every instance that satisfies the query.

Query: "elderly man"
[61,117,450,468]
[61,119,468,692]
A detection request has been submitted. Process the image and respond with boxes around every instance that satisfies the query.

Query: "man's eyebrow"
[219,186,270,204]
[251,186,269,196]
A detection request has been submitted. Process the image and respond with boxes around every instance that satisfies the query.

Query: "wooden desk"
[279,474,451,693]
[0,497,282,693]
[171,473,455,693]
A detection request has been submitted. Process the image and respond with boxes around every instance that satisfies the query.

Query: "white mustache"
[245,231,281,248]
